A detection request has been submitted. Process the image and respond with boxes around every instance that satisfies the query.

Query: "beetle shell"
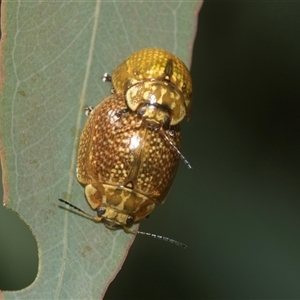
[111,48,192,126]
[77,94,181,230]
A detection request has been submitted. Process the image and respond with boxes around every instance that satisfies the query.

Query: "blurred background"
[1,2,300,299]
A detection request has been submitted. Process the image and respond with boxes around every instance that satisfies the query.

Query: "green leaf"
[0,1,202,298]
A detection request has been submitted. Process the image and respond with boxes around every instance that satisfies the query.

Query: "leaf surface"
[0,1,202,299]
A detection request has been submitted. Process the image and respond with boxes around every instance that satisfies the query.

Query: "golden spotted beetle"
[59,48,192,248]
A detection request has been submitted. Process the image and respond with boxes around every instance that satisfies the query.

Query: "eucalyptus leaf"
[0,1,202,298]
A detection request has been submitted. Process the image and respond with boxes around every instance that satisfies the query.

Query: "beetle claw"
[102,72,112,82]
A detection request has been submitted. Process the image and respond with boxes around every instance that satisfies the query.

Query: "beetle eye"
[137,108,146,117]
[126,216,134,226]
[163,116,171,129]
[97,207,106,217]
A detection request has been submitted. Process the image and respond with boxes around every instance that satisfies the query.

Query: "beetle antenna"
[58,199,186,248]
[58,199,101,221]
[162,132,192,169]
[137,230,187,248]
[127,228,187,249]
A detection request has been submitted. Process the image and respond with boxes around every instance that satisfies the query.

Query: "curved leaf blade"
[0,1,202,299]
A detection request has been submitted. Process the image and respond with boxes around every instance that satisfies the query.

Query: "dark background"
[1,2,300,299]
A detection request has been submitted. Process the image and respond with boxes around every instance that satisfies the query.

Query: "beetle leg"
[84,106,94,116]
[115,107,130,119]
[102,73,111,82]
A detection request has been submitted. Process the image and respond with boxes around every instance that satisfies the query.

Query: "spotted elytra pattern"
[75,48,192,232]
[77,94,181,230]
[112,48,192,126]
